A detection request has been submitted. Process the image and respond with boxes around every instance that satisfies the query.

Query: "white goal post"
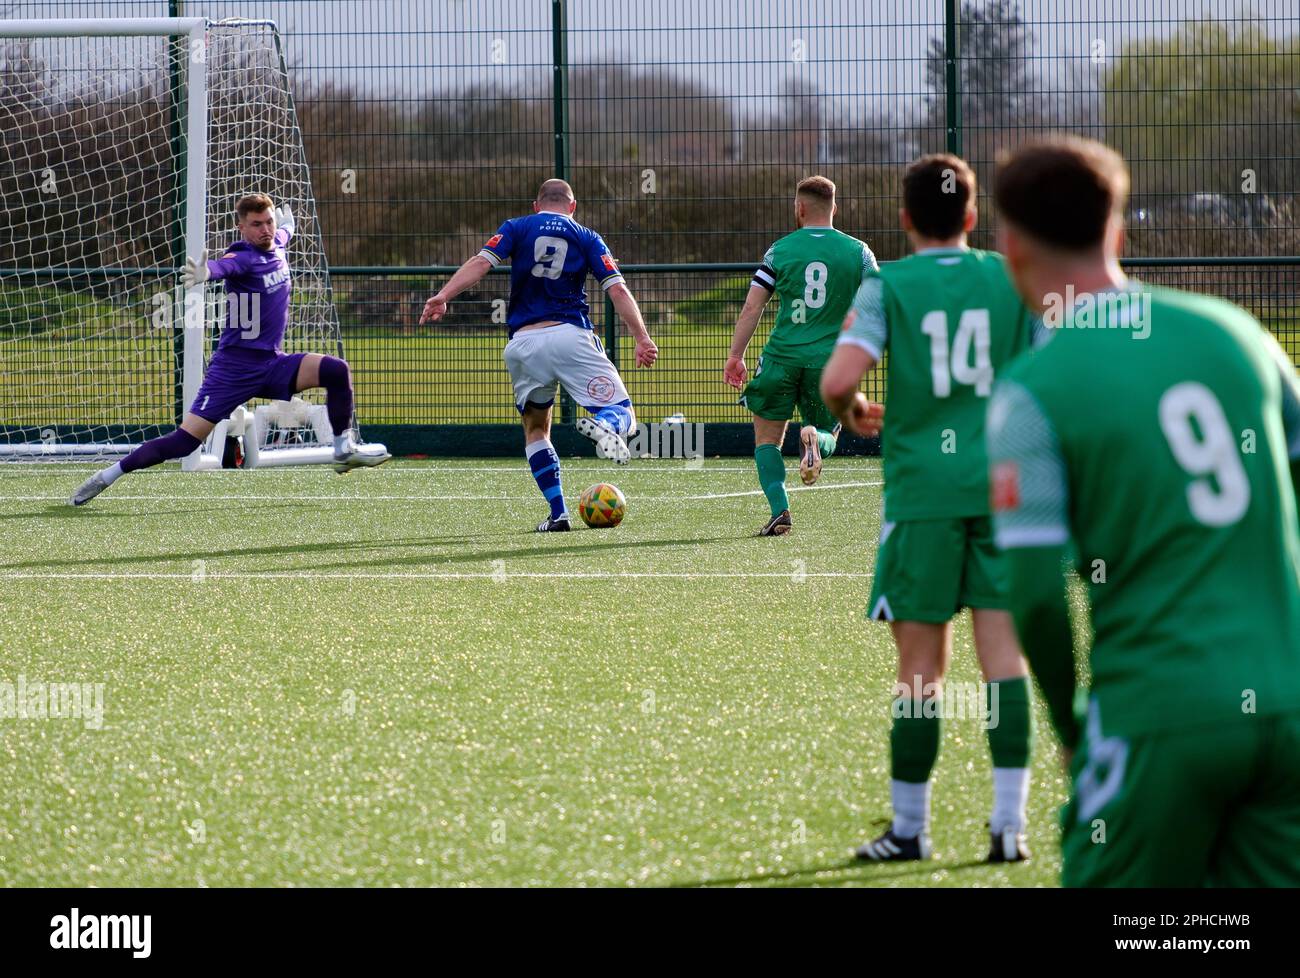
[0,18,361,469]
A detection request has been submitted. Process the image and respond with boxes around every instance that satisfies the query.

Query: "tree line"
[2,1,1296,277]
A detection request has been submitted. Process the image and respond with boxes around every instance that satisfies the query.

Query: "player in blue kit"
[69,193,388,506]
[421,179,658,531]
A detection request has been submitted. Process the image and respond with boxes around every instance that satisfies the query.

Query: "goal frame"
[0,17,345,471]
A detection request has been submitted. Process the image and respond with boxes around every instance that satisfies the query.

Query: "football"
[578,483,627,528]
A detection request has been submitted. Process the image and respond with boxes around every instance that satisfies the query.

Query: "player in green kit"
[724,176,878,535]
[987,136,1300,886]
[820,155,1041,862]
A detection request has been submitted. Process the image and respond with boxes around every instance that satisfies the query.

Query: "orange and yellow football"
[578,483,627,528]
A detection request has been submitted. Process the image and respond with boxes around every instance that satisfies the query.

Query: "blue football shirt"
[477,212,625,337]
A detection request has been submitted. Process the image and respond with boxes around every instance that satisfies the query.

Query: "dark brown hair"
[235,193,275,220]
[994,136,1130,250]
[902,154,976,239]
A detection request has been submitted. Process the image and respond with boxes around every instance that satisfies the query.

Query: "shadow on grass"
[667,856,991,888]
[10,502,318,522]
[0,528,729,573]
[299,534,732,573]
[0,500,328,523]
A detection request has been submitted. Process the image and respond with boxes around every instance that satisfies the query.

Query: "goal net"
[0,18,355,467]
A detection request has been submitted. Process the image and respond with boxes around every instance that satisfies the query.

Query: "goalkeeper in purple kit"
[70,193,388,506]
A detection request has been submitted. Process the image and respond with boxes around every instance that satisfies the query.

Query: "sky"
[9,0,1298,107]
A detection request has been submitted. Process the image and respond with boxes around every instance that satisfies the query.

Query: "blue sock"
[591,399,634,436]
[526,439,566,519]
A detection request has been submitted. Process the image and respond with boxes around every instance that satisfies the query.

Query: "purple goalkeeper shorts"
[189,348,309,422]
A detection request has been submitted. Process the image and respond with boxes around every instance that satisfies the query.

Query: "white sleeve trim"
[836,333,882,360]
[1030,316,1053,348]
[477,249,503,267]
[995,526,1070,549]
[599,273,626,291]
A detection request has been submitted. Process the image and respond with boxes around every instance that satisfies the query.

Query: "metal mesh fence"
[5,1,1299,431]
[332,259,1299,425]
[334,264,788,425]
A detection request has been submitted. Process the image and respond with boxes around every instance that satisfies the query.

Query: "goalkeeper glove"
[274,203,296,236]
[182,249,210,289]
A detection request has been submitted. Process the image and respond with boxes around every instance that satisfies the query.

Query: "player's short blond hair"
[235,193,275,220]
[796,175,836,210]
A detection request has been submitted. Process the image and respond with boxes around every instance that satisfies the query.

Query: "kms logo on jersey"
[262,266,289,293]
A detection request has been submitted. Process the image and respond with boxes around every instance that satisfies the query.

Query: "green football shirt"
[988,282,1300,738]
[839,247,1037,520]
[752,226,877,367]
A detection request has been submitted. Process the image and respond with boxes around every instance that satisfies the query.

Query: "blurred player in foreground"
[422,179,657,532]
[988,136,1300,885]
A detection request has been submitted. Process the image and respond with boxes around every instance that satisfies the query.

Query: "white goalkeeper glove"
[274,203,296,236]
[182,249,210,289]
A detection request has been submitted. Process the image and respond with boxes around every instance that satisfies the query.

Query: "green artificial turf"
[0,457,1068,887]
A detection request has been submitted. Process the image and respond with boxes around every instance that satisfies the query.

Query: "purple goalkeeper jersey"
[208,226,293,352]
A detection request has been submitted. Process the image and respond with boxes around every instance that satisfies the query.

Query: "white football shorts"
[502,323,630,413]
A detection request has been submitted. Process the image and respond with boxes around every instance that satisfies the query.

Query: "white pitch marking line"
[0,571,874,581]
[0,481,883,503]
[0,462,883,475]
[686,480,881,500]
[0,462,884,477]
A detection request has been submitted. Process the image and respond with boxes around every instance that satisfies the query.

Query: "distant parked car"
[1128,193,1282,229]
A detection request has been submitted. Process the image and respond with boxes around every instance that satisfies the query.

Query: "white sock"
[100,461,125,486]
[333,433,350,455]
[891,779,931,839]
[991,767,1030,834]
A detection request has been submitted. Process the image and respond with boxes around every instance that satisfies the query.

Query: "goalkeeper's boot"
[987,827,1031,863]
[576,416,631,465]
[855,826,932,862]
[798,425,824,486]
[333,441,391,474]
[757,509,792,536]
[536,514,572,533]
[69,471,111,507]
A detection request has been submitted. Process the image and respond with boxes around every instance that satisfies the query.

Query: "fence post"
[944,0,962,156]
[168,0,187,425]
[604,292,616,365]
[552,0,578,426]
[552,0,570,181]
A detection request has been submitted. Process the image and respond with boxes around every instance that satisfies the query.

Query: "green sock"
[890,699,942,782]
[816,428,837,458]
[755,443,788,517]
[986,676,1035,769]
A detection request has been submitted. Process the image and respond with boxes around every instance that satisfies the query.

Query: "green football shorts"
[867,516,1006,623]
[1061,706,1300,887]
[739,354,838,432]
